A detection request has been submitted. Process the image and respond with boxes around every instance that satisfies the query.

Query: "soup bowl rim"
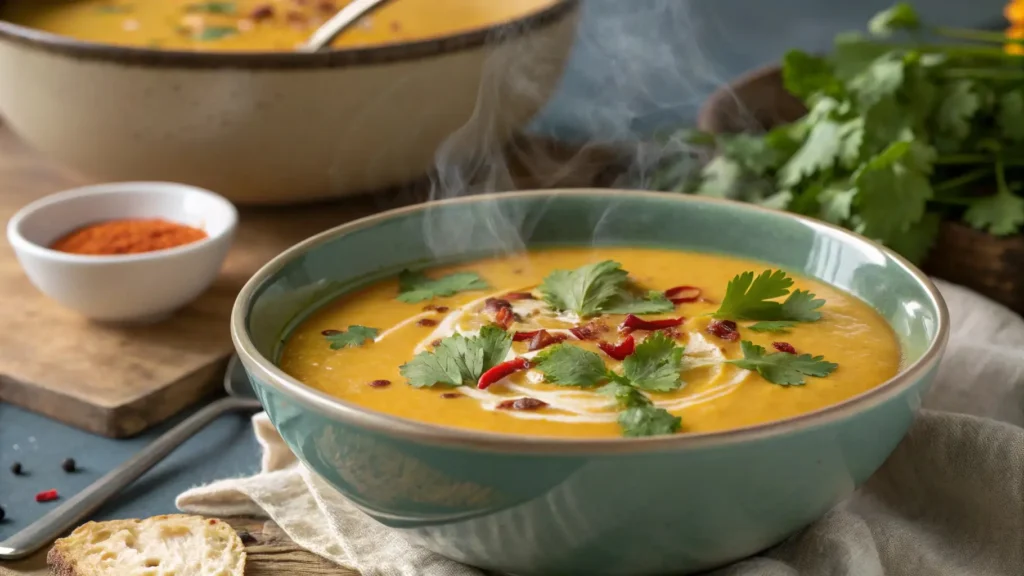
[0,0,578,69]
[231,188,949,455]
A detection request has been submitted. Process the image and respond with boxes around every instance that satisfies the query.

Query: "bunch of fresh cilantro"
[646,2,1024,263]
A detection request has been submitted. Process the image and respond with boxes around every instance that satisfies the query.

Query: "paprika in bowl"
[7,181,237,323]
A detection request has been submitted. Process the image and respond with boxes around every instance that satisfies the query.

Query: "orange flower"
[1008,0,1024,23]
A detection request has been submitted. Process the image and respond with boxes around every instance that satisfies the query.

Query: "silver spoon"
[299,0,394,52]
[0,355,262,561]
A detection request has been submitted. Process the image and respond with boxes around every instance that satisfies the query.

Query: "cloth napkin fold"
[177,280,1024,576]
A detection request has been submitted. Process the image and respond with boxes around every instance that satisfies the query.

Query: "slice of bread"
[47,514,246,576]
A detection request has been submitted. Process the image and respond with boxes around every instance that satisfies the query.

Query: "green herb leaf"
[965,160,1024,236]
[998,92,1024,142]
[779,290,826,322]
[599,381,650,408]
[853,141,933,242]
[729,340,838,386]
[935,81,980,143]
[621,332,685,392]
[847,53,905,108]
[782,50,841,101]
[867,2,921,37]
[539,261,667,317]
[601,290,676,315]
[193,26,238,41]
[397,270,488,303]
[617,405,682,437]
[323,325,378,350]
[399,326,511,388]
[696,156,745,198]
[747,321,796,333]
[532,344,610,388]
[714,270,790,319]
[186,2,236,13]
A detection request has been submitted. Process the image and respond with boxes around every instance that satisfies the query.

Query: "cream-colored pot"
[0,2,578,204]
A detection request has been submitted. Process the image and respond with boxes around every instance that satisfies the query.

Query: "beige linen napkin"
[177,280,1024,576]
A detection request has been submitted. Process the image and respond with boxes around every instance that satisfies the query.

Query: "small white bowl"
[7,182,237,323]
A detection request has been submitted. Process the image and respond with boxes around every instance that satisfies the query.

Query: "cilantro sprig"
[397,269,488,303]
[538,261,675,318]
[714,269,824,322]
[532,333,685,437]
[323,325,379,349]
[643,2,1024,263]
[728,341,838,386]
[399,326,511,388]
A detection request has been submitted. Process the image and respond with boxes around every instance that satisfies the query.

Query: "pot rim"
[0,0,578,70]
[231,188,950,455]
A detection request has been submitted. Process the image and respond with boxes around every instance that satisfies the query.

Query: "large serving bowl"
[0,1,578,204]
[231,189,948,575]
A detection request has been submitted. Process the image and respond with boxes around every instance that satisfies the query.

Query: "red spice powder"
[50,218,207,256]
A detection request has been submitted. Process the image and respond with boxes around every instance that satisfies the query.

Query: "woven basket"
[696,64,1024,315]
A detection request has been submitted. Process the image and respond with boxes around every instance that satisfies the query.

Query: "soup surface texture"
[279,248,901,439]
[0,0,561,51]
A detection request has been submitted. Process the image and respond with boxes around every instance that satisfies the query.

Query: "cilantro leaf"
[847,53,905,108]
[601,290,675,315]
[818,184,856,224]
[965,160,1024,236]
[599,381,650,408]
[714,270,792,320]
[779,290,825,322]
[696,156,744,198]
[532,344,609,388]
[779,119,842,187]
[399,326,510,388]
[867,3,921,37]
[621,332,685,392]
[193,26,238,41]
[935,81,980,142]
[998,92,1024,142]
[885,212,940,264]
[782,50,841,101]
[747,321,796,333]
[853,142,933,242]
[618,406,682,437]
[714,270,824,322]
[323,325,379,350]
[729,341,838,386]
[96,4,133,14]
[540,261,668,317]
[397,270,488,303]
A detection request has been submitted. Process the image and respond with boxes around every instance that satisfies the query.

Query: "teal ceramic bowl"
[231,189,948,575]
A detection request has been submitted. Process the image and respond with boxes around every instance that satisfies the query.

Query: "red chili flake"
[368,379,391,388]
[598,335,636,361]
[528,330,566,352]
[484,298,512,312]
[477,357,530,389]
[440,392,462,399]
[430,338,442,347]
[317,0,337,12]
[504,292,535,301]
[773,342,798,354]
[496,397,548,411]
[417,318,438,327]
[249,4,274,20]
[621,314,685,331]
[494,307,514,330]
[321,329,342,336]
[435,306,449,313]
[570,320,609,341]
[35,489,58,503]
[208,519,218,525]
[513,330,541,342]
[286,10,306,24]
[665,285,702,304]
[707,319,740,342]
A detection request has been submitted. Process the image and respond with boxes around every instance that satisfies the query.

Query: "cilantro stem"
[932,167,992,193]
[936,155,1024,167]
[942,68,1024,80]
[864,41,1023,60]
[932,26,1024,45]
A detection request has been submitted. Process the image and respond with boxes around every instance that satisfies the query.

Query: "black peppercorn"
[10,462,22,475]
[61,458,76,473]
[0,505,5,521]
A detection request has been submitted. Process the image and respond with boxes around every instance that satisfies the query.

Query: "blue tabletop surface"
[0,0,1008,543]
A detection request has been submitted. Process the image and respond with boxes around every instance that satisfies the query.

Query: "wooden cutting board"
[0,517,358,576]
[0,125,621,438]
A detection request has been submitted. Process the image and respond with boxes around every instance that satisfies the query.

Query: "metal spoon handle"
[300,0,392,52]
[0,396,262,561]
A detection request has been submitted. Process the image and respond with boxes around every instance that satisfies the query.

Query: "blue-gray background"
[0,0,1007,539]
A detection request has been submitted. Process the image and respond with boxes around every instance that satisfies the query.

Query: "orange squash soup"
[279,248,901,439]
[0,0,562,51]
